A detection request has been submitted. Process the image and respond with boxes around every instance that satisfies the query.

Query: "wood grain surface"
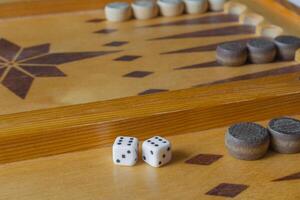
[2,72,300,164]
[276,0,300,15]
[0,0,299,164]
[0,0,131,18]
[1,116,300,200]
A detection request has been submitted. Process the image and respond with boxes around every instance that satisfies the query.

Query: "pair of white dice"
[113,136,172,167]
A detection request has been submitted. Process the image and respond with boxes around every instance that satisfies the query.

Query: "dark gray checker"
[269,117,300,135]
[138,89,168,96]
[268,117,300,153]
[123,71,153,78]
[226,122,270,160]
[247,38,276,64]
[185,154,223,165]
[228,122,269,144]
[216,41,247,66]
[114,55,141,61]
[104,41,128,47]
[206,183,248,198]
[218,42,247,54]
[274,35,300,60]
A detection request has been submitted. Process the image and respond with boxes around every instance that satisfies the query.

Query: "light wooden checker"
[1,116,300,200]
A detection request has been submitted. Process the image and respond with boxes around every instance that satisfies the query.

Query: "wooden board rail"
[2,71,300,164]
[0,0,131,18]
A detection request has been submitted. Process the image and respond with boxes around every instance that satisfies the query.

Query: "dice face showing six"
[113,136,138,166]
[142,136,172,167]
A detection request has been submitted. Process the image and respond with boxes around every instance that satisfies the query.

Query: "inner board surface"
[0,7,298,115]
[2,116,300,200]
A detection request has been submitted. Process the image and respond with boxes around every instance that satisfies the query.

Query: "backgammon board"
[0,0,300,199]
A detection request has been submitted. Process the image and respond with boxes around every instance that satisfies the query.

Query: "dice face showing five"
[113,136,138,166]
[142,136,172,167]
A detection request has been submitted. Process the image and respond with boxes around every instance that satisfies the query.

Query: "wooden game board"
[0,0,300,165]
[2,116,300,200]
[1,0,300,199]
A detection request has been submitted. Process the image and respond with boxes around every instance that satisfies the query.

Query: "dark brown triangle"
[1,67,34,99]
[273,172,300,182]
[20,65,66,77]
[21,50,120,65]
[16,44,50,61]
[142,14,238,28]
[176,61,221,70]
[151,25,256,40]
[163,37,255,54]
[0,38,21,61]
[86,18,105,23]
[138,89,168,95]
[0,67,7,77]
[177,59,288,70]
[195,63,300,87]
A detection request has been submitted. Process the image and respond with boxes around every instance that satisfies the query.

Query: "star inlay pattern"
[0,38,118,99]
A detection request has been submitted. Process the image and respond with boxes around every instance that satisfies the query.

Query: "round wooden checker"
[132,1,158,20]
[183,0,208,14]
[157,0,184,17]
[268,117,300,154]
[208,0,227,11]
[247,38,276,64]
[274,35,300,61]
[105,2,132,22]
[225,122,270,160]
[216,42,248,66]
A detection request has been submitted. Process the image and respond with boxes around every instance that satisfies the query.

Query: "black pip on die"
[142,136,172,167]
[113,136,138,166]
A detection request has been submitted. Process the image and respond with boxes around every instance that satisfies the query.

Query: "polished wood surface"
[276,0,300,15]
[0,7,298,115]
[0,0,131,18]
[0,0,299,164]
[1,1,300,199]
[2,72,300,164]
[1,116,300,200]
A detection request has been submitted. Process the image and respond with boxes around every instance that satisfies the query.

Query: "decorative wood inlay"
[123,71,153,78]
[195,64,300,87]
[206,183,249,198]
[94,29,117,34]
[175,61,220,70]
[142,14,239,28]
[138,89,168,95]
[151,25,256,40]
[86,18,105,23]
[0,38,120,99]
[273,172,300,182]
[114,55,141,61]
[185,154,223,165]
[162,38,254,54]
[176,59,289,70]
[104,41,128,47]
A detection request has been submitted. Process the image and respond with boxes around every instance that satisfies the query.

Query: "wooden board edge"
[1,71,300,164]
[0,0,132,19]
[238,0,300,35]
[275,0,300,15]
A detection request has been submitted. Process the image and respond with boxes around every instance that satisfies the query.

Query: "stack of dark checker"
[216,35,300,66]
[225,117,300,160]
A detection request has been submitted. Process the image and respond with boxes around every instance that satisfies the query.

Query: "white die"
[113,136,138,166]
[142,136,172,167]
